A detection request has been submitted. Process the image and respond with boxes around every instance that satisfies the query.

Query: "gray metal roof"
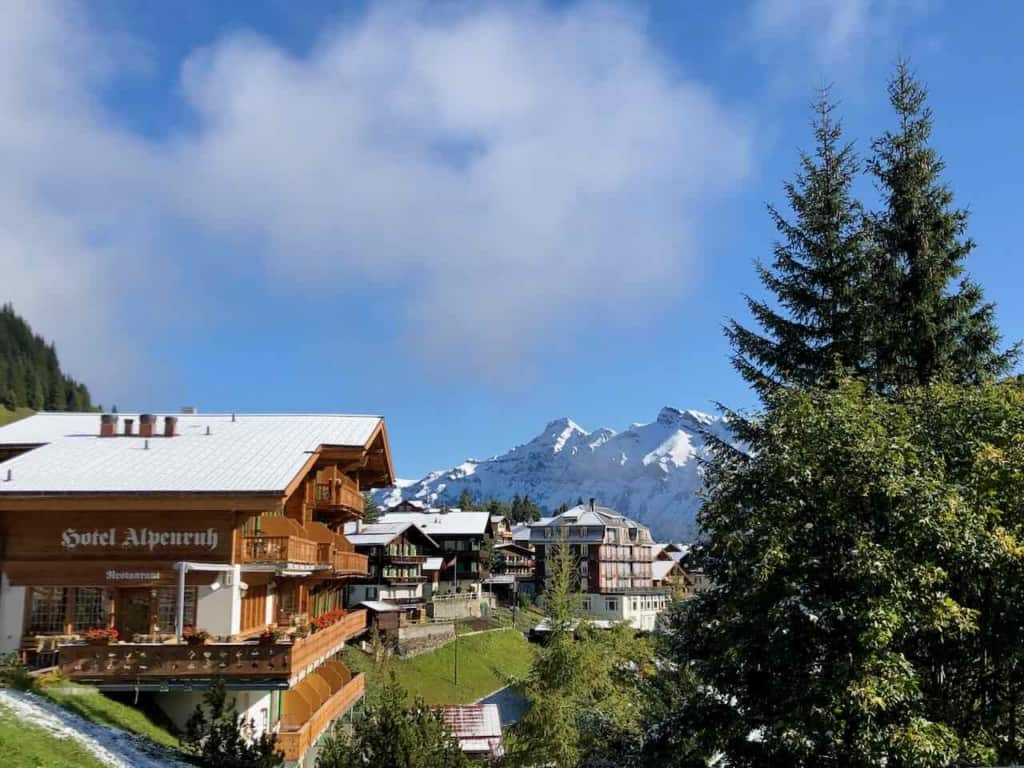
[377,511,491,536]
[0,412,382,494]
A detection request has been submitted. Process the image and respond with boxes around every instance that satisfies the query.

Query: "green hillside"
[0,304,94,412]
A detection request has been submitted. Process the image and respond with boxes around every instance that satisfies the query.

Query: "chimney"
[123,418,134,436]
[163,416,178,437]
[100,413,118,437]
[139,413,157,438]
[589,498,596,511]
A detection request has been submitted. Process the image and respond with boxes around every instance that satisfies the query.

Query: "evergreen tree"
[0,303,95,413]
[509,539,654,767]
[728,90,872,398]
[183,679,283,768]
[868,62,1018,387]
[456,488,474,510]
[362,492,380,524]
[316,672,468,768]
[655,380,1024,767]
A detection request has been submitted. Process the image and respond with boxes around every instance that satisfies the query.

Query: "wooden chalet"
[0,411,395,765]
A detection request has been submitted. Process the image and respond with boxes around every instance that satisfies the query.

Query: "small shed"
[358,600,403,632]
[439,703,504,761]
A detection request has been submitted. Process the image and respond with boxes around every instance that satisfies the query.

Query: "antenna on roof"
[144,439,149,450]
[231,413,236,423]
[206,425,211,436]
[112,404,118,414]
[4,469,11,482]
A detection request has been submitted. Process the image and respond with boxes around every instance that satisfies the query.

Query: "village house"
[372,505,493,593]
[345,521,439,619]
[530,500,669,631]
[0,411,394,766]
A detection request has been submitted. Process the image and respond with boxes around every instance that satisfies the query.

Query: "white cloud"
[1,1,752,392]
[748,0,929,75]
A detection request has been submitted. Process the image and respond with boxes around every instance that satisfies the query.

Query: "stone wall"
[396,622,455,657]
[428,594,496,620]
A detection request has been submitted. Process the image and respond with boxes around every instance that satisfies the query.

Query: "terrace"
[58,609,367,685]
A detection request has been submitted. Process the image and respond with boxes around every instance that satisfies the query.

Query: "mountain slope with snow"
[375,407,730,541]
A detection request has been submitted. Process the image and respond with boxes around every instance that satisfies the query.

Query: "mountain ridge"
[374,406,727,540]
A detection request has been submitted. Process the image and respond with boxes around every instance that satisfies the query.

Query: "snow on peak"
[374,406,729,540]
[656,406,714,428]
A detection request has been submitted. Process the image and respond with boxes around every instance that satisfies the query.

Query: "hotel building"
[0,411,394,766]
[530,500,668,631]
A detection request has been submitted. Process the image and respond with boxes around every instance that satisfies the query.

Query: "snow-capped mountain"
[374,407,730,541]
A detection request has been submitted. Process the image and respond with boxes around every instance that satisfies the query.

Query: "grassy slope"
[344,628,535,705]
[0,405,32,427]
[40,682,179,750]
[0,702,109,768]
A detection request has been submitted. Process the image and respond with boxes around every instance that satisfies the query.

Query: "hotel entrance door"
[116,589,152,639]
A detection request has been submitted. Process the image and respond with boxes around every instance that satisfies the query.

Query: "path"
[0,688,188,768]
[477,685,530,726]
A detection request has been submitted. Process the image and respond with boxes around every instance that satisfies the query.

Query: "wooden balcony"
[381,575,427,585]
[331,550,368,576]
[310,522,368,577]
[308,469,363,520]
[58,609,368,684]
[384,553,428,565]
[59,641,294,682]
[278,662,364,762]
[290,609,367,675]
[242,535,318,565]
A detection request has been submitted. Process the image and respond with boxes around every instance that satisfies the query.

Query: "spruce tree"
[868,61,1018,387]
[728,90,872,398]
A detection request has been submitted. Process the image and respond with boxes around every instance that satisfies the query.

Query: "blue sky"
[4,1,1023,480]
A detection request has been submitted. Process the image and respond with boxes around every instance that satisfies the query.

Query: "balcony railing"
[312,477,363,515]
[332,550,368,575]
[315,542,368,575]
[290,609,367,675]
[278,664,364,761]
[385,553,427,564]
[58,609,368,684]
[59,641,295,681]
[242,535,318,565]
[382,575,427,585]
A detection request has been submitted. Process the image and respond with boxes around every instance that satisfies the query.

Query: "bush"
[0,652,34,690]
[183,679,283,768]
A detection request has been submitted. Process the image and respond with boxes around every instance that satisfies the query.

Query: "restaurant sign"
[61,527,220,552]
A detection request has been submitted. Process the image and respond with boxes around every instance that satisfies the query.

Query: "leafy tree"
[868,62,1017,388]
[183,679,283,768]
[362,492,380,524]
[316,672,468,768]
[655,380,1024,767]
[728,90,873,398]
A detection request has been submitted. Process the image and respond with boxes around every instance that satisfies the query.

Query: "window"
[606,598,617,612]
[28,588,67,634]
[156,588,196,632]
[582,598,591,611]
[72,588,108,631]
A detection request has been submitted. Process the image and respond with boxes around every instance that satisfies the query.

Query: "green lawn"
[344,628,536,705]
[40,682,179,750]
[0,406,32,427]
[0,702,109,768]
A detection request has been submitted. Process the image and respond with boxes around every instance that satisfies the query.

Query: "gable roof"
[653,560,682,581]
[377,510,491,537]
[495,542,535,558]
[346,521,437,549]
[0,412,392,494]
